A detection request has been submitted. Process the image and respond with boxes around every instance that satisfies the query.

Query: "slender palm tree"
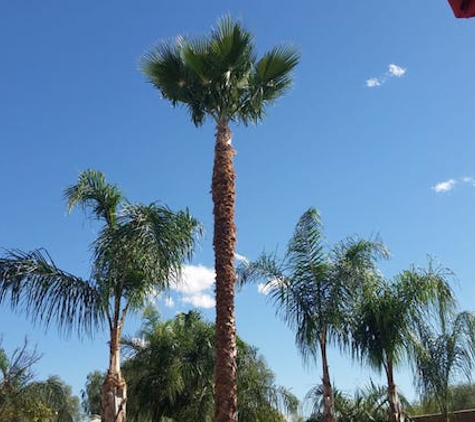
[351,262,456,422]
[0,169,200,422]
[140,15,300,422]
[411,310,475,422]
[238,207,388,422]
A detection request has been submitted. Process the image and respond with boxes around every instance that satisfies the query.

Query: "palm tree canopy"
[411,310,475,413]
[140,15,300,126]
[0,170,201,336]
[238,207,389,362]
[351,260,456,372]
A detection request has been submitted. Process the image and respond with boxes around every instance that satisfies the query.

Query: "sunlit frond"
[64,169,123,228]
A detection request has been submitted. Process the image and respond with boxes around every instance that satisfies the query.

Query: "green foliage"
[0,169,201,337]
[122,309,298,421]
[0,343,81,422]
[238,207,388,364]
[411,311,475,420]
[305,382,413,422]
[81,370,104,417]
[140,15,300,126]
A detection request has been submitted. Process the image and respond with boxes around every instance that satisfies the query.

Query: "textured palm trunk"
[320,332,336,422]
[386,361,402,422]
[101,326,127,422]
[212,121,238,422]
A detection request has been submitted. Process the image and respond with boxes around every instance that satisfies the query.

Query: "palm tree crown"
[141,15,299,127]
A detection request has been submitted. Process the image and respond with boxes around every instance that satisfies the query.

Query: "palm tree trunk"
[386,361,401,422]
[213,121,238,422]
[101,326,127,422]
[320,332,336,422]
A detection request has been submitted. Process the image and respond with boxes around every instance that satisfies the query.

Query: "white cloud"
[366,78,381,88]
[172,265,215,294]
[461,176,475,187]
[168,264,216,309]
[366,63,406,88]
[388,64,406,77]
[432,179,457,193]
[182,293,215,309]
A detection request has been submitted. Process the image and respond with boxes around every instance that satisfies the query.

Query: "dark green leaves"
[140,15,300,127]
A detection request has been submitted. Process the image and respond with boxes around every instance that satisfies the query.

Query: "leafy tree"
[122,308,299,422]
[0,170,200,422]
[411,311,475,422]
[140,16,299,422]
[351,261,455,422]
[238,207,388,422]
[0,342,80,422]
[81,370,104,418]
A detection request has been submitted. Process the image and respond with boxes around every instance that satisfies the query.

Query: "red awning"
[448,0,475,17]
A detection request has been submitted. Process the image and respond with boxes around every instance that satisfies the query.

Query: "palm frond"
[93,203,201,309]
[64,169,122,228]
[0,249,104,336]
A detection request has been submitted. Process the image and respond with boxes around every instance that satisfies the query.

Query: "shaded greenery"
[120,308,299,422]
[305,382,413,422]
[411,311,475,421]
[0,342,80,422]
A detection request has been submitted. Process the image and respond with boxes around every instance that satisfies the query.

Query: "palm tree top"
[140,15,300,127]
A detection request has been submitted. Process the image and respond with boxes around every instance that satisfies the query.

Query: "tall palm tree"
[411,310,475,422]
[351,262,456,422]
[0,169,200,422]
[140,15,300,422]
[238,207,388,422]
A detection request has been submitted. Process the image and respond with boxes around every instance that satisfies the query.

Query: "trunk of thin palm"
[213,121,238,422]
[385,360,401,422]
[101,325,126,422]
[320,331,336,422]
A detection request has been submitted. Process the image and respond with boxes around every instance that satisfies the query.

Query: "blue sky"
[2,0,475,416]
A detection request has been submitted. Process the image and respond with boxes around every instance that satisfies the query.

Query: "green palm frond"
[93,203,201,309]
[64,169,122,228]
[0,249,104,336]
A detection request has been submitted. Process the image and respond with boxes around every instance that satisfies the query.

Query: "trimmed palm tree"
[351,262,456,422]
[238,207,388,422]
[411,310,475,422]
[140,15,299,422]
[0,169,200,422]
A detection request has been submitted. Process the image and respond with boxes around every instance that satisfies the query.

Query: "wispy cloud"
[366,63,407,88]
[432,179,457,193]
[432,177,475,193]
